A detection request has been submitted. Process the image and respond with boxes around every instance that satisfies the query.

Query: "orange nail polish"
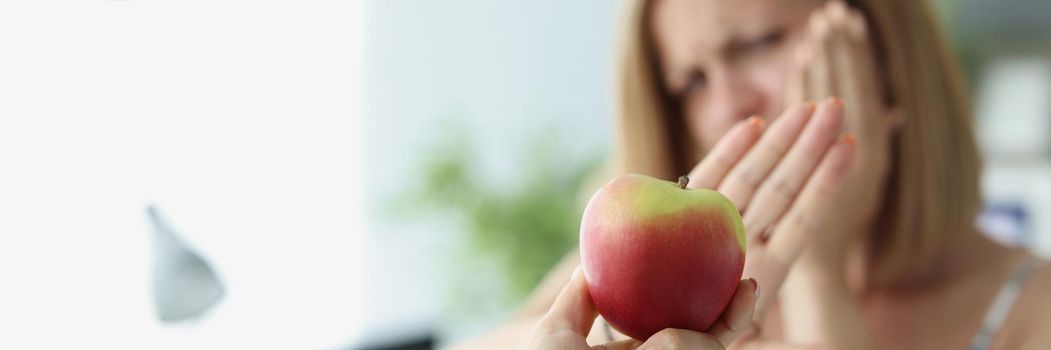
[748,116,765,130]
[827,96,844,108]
[841,132,856,145]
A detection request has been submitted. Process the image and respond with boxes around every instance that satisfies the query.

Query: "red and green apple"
[580,173,746,341]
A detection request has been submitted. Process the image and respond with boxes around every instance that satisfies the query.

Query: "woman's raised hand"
[685,98,855,319]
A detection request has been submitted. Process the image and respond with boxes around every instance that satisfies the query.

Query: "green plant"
[397,123,600,314]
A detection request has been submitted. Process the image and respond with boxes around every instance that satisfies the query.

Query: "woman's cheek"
[750,54,792,119]
[702,117,733,153]
[684,97,739,153]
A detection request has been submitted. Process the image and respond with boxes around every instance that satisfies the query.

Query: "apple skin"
[579,173,746,341]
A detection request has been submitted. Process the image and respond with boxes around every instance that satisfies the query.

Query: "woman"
[456,0,1051,348]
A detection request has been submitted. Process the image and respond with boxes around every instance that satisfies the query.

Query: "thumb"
[535,266,599,337]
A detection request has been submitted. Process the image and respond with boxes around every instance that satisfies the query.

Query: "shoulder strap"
[968,256,1045,350]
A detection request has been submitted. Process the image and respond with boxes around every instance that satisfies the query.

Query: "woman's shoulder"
[999,255,1051,348]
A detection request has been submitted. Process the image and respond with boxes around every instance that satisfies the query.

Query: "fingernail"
[827,96,844,108]
[803,101,817,112]
[749,278,760,299]
[840,132,856,145]
[748,116,765,130]
[571,266,582,281]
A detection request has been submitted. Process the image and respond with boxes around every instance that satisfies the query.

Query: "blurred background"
[0,0,1049,349]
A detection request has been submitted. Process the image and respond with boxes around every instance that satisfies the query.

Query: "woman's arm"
[779,251,871,349]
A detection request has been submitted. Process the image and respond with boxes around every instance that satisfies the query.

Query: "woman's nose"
[711,71,767,122]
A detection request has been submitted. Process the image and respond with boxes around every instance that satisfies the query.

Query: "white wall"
[0,0,619,347]
[0,1,363,348]
[976,57,1051,257]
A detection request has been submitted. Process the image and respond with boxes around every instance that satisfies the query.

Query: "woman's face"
[651,0,825,152]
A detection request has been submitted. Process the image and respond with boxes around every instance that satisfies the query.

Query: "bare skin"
[648,0,1051,348]
[453,0,1051,348]
[470,99,858,349]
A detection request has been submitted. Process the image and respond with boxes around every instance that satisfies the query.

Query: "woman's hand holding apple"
[529,268,760,350]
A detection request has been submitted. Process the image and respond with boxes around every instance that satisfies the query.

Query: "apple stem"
[678,175,689,189]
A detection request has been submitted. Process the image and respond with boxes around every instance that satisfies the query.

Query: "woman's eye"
[747,29,785,51]
[681,71,707,97]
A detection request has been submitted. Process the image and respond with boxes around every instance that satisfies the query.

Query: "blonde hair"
[613,0,981,287]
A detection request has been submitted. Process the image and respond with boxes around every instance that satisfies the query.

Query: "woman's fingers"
[707,279,759,346]
[687,117,765,190]
[806,10,835,101]
[717,103,815,212]
[638,328,726,350]
[730,329,831,350]
[732,338,829,350]
[824,1,883,143]
[742,98,844,242]
[592,339,643,350]
[588,280,760,350]
[742,131,855,318]
[763,133,856,277]
[530,267,597,349]
[785,39,811,107]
